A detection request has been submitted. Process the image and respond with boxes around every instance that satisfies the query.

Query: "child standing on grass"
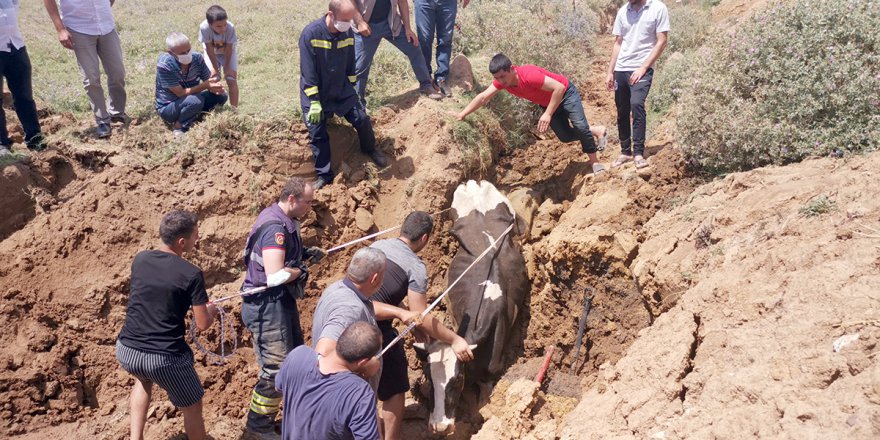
[199,5,239,109]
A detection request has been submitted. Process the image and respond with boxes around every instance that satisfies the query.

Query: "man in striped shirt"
[155,32,227,136]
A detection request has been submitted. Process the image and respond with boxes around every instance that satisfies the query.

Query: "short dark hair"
[159,210,198,246]
[400,211,433,241]
[279,177,308,201]
[489,53,512,74]
[336,322,381,363]
[206,5,228,24]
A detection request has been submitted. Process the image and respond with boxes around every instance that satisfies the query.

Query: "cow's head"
[414,340,478,434]
[451,180,517,253]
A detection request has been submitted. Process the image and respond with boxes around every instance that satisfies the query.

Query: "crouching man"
[276,321,382,440]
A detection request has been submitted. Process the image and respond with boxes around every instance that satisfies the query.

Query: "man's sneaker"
[110,113,132,125]
[368,150,389,168]
[312,175,331,190]
[25,133,47,151]
[436,78,452,97]
[420,86,443,100]
[172,128,186,138]
[0,145,11,156]
[96,123,112,139]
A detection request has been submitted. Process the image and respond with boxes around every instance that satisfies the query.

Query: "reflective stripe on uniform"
[304,86,319,96]
[348,75,357,83]
[250,401,278,415]
[337,38,354,48]
[249,251,264,267]
[311,39,332,49]
[249,390,281,414]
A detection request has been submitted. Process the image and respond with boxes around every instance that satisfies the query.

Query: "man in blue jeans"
[155,32,227,136]
[351,0,442,105]
[0,0,46,155]
[415,0,469,97]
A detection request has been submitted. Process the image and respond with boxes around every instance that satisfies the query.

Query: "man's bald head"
[329,0,356,16]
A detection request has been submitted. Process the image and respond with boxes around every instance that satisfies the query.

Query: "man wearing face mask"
[155,32,227,136]
[300,0,388,191]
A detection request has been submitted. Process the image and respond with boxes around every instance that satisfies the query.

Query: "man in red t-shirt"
[452,53,607,174]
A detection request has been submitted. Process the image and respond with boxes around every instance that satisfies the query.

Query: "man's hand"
[207,79,225,94]
[307,101,323,124]
[606,72,615,91]
[356,22,372,37]
[207,302,220,318]
[537,112,552,133]
[405,27,418,46]
[304,246,328,264]
[446,110,463,120]
[400,310,422,326]
[57,29,74,50]
[629,66,648,85]
[451,336,474,362]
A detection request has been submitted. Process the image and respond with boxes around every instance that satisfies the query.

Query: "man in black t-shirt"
[370,211,473,440]
[116,210,218,440]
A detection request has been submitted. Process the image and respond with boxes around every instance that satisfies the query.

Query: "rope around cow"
[376,222,515,358]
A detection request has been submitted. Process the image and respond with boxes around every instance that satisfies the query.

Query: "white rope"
[376,222,515,358]
[189,305,238,365]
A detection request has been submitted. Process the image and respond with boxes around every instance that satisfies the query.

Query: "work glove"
[307,101,323,124]
[303,246,328,264]
[286,260,309,285]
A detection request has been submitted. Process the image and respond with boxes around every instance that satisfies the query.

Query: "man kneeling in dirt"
[116,210,219,440]
[451,53,608,175]
[369,211,473,440]
[299,0,389,190]
[276,321,383,440]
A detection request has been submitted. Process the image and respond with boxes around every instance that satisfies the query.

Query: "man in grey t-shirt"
[606,0,670,170]
[312,247,418,391]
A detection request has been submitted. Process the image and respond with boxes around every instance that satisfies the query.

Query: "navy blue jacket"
[299,16,359,113]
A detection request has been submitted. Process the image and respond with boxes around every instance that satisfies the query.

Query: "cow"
[418,180,529,435]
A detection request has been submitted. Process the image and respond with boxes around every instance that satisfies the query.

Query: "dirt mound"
[557,152,880,439]
[0,93,503,438]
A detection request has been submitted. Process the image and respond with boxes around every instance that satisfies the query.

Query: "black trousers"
[614,68,653,157]
[0,45,41,146]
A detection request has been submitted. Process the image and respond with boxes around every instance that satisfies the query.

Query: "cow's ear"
[468,344,478,351]
[413,342,427,351]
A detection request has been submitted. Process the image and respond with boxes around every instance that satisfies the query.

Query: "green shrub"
[676,0,880,174]
[454,0,604,80]
[648,51,691,113]
[665,5,712,55]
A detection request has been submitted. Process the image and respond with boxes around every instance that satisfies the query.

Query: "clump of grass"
[0,151,29,168]
[799,194,837,217]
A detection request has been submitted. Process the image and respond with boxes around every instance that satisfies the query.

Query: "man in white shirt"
[43,0,128,139]
[0,0,45,155]
[606,0,670,169]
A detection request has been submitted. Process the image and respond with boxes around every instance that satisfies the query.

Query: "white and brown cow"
[418,180,528,434]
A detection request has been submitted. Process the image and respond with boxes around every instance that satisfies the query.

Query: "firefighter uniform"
[299,15,377,182]
[240,204,306,435]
